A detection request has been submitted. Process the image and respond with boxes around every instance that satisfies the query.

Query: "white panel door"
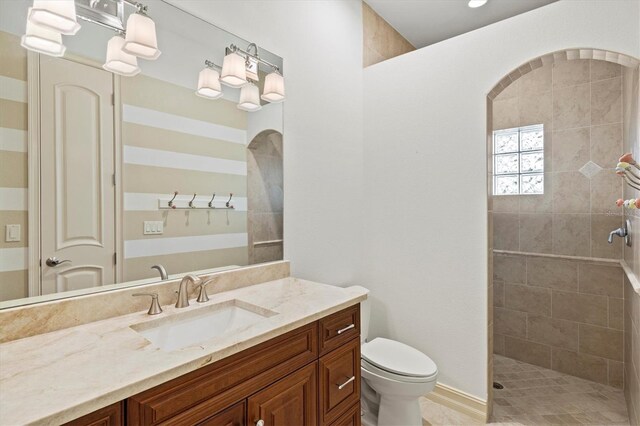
[39,56,116,295]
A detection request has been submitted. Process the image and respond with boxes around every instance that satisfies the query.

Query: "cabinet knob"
[256,420,265,426]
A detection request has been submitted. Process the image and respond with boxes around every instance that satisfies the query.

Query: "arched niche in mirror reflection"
[247,130,283,265]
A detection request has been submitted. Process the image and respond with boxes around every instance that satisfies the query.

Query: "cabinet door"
[199,401,245,426]
[247,362,318,426]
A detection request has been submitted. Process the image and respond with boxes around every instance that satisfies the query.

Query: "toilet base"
[377,394,422,426]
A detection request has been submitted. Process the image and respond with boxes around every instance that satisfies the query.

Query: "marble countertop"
[0,278,368,425]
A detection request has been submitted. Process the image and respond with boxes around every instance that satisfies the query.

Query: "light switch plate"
[5,224,20,242]
[143,221,164,235]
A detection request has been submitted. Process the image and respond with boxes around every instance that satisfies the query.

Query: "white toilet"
[360,299,438,426]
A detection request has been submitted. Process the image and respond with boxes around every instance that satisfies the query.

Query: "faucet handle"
[196,278,215,303]
[133,293,163,315]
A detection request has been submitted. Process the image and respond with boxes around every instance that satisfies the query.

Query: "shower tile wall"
[492,59,624,259]
[493,253,624,388]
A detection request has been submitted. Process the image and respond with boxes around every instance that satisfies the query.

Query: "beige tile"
[591,170,623,215]
[519,214,552,253]
[591,214,623,259]
[519,173,553,213]
[552,171,590,214]
[494,281,505,307]
[492,195,519,213]
[590,123,623,169]
[519,65,552,96]
[527,314,579,351]
[493,97,519,130]
[505,284,551,316]
[494,333,505,355]
[494,213,520,251]
[578,263,623,297]
[552,290,608,327]
[553,83,590,130]
[494,255,526,283]
[553,59,590,88]
[551,214,591,257]
[608,360,624,388]
[519,90,552,128]
[609,297,623,331]
[552,348,608,384]
[527,257,578,292]
[591,60,621,82]
[591,77,622,126]
[579,324,623,361]
[495,307,527,339]
[495,79,520,100]
[504,336,551,368]
[552,127,590,172]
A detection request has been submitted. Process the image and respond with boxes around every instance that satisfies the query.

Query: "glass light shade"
[21,17,66,57]
[237,82,262,112]
[103,35,140,77]
[28,0,80,35]
[196,67,223,99]
[261,72,285,103]
[220,52,247,88]
[122,13,161,60]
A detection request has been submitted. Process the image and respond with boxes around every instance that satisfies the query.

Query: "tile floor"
[490,355,629,425]
[420,355,630,425]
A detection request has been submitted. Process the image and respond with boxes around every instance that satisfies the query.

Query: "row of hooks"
[160,191,235,210]
[615,153,639,211]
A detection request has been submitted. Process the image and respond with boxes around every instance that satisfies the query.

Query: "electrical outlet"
[143,221,164,235]
[5,224,20,242]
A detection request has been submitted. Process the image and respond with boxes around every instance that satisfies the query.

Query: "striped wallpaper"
[0,31,28,302]
[0,30,251,300]
[121,74,250,281]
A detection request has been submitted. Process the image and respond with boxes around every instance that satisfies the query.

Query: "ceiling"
[365,0,558,48]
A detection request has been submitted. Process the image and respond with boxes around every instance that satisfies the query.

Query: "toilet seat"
[361,338,438,382]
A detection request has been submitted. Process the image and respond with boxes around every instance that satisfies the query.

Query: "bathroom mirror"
[0,0,284,307]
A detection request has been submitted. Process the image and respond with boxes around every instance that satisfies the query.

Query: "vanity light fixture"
[220,51,248,88]
[103,34,141,76]
[28,0,80,35]
[122,6,161,60]
[196,60,223,99]
[237,81,262,112]
[21,15,66,57]
[468,0,488,7]
[261,71,285,103]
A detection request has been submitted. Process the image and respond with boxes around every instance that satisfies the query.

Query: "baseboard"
[425,383,488,423]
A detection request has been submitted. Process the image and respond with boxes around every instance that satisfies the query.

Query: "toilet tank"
[360,297,370,344]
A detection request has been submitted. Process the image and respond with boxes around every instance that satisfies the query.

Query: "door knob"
[256,420,265,426]
[45,257,71,267]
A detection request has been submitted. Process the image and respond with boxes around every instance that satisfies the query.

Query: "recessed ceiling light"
[468,0,488,8]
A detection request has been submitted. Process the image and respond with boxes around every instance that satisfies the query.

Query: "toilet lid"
[361,337,437,378]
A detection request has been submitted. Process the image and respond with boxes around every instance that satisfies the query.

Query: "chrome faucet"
[608,219,632,246]
[196,277,217,303]
[176,274,201,308]
[151,264,168,280]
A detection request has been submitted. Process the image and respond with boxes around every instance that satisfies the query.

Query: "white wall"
[169,0,364,287]
[362,0,640,399]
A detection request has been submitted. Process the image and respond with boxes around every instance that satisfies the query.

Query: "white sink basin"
[131,300,277,351]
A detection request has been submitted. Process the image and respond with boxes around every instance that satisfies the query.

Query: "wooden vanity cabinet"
[68,304,361,426]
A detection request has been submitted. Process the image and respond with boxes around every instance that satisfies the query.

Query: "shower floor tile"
[490,355,629,425]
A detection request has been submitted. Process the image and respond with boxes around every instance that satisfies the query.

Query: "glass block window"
[493,124,544,195]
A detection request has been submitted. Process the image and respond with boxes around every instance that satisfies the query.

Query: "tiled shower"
[488,57,640,424]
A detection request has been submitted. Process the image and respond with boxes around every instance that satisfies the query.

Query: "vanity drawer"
[329,401,361,426]
[319,304,360,355]
[198,401,245,426]
[127,322,318,425]
[319,338,361,425]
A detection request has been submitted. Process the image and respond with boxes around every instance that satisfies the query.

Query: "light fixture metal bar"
[77,14,125,34]
[228,44,281,73]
